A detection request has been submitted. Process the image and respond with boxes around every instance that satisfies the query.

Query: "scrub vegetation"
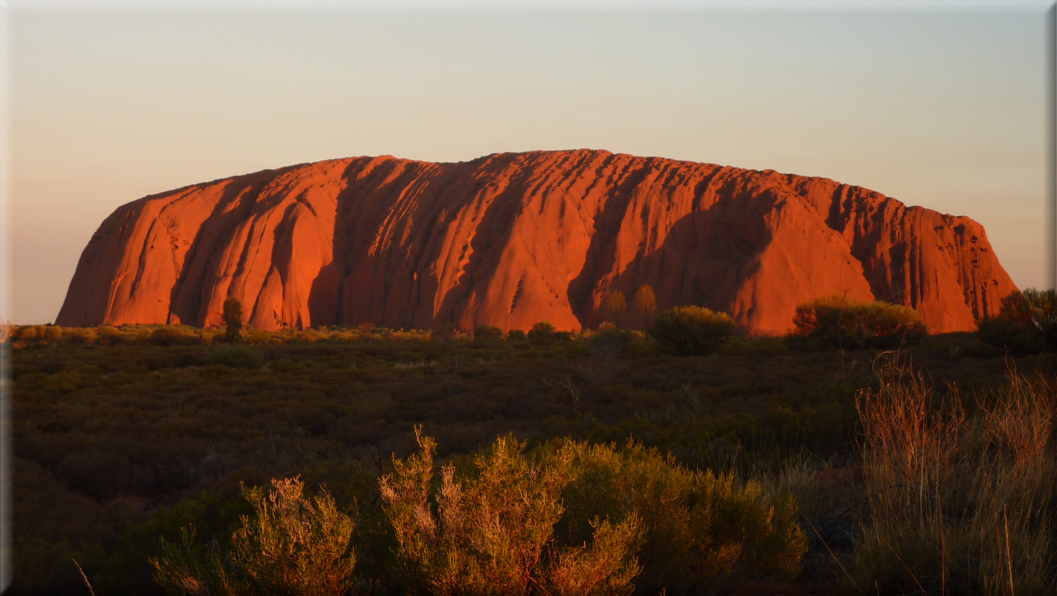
[5,293,1056,595]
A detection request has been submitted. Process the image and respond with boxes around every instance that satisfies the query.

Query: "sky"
[1,0,1053,325]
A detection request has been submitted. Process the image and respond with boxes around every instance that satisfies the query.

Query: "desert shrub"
[977,288,1057,355]
[379,428,643,596]
[507,329,527,341]
[60,327,96,345]
[528,321,557,341]
[44,325,63,342]
[209,346,264,370]
[650,306,738,356]
[95,325,130,345]
[432,323,457,342]
[790,294,927,350]
[151,476,356,596]
[150,327,200,347]
[589,327,634,358]
[296,329,325,343]
[557,440,807,593]
[473,324,504,340]
[247,329,271,345]
[16,325,43,341]
[853,359,1056,594]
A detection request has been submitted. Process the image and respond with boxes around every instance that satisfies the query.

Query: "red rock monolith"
[56,150,1017,334]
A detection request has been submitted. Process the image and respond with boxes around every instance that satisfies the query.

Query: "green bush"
[473,324,504,340]
[379,429,643,596]
[977,288,1057,355]
[209,346,265,370]
[61,327,96,345]
[150,327,200,347]
[528,322,556,340]
[95,325,131,345]
[379,430,804,596]
[151,476,356,595]
[558,440,807,593]
[507,329,527,341]
[15,325,43,341]
[432,323,457,342]
[650,306,738,356]
[589,327,634,357]
[789,295,926,350]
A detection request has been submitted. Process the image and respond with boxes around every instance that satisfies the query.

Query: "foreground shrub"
[977,288,1057,354]
[558,441,807,593]
[650,306,738,356]
[379,429,643,596]
[209,346,264,370]
[790,295,926,350]
[151,476,356,596]
[853,358,1056,594]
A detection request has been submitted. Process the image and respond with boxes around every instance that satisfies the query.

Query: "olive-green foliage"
[588,327,634,358]
[650,306,738,356]
[473,324,504,340]
[558,440,807,594]
[222,298,244,343]
[528,321,556,340]
[977,288,1057,355]
[151,476,356,596]
[151,327,203,347]
[209,346,264,370]
[432,323,457,342]
[790,295,927,350]
[379,428,643,596]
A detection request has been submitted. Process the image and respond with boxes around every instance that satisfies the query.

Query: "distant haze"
[2,1,1051,324]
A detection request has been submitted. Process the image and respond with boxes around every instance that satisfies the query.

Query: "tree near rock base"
[222,298,244,343]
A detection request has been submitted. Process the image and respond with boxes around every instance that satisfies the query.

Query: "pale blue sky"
[2,1,1051,324]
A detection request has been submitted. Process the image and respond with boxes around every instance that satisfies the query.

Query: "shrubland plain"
[5,292,1057,595]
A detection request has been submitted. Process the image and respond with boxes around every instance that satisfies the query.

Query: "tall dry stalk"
[854,358,1056,594]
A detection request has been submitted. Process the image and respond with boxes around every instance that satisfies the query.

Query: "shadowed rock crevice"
[56,150,1018,335]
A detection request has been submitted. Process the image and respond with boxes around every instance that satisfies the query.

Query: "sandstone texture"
[57,150,1017,334]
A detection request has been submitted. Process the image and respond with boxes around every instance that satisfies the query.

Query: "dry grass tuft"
[854,357,1056,594]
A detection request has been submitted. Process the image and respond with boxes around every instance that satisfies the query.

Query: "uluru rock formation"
[57,150,1017,334]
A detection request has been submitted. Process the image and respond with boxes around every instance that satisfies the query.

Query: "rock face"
[56,150,1017,334]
